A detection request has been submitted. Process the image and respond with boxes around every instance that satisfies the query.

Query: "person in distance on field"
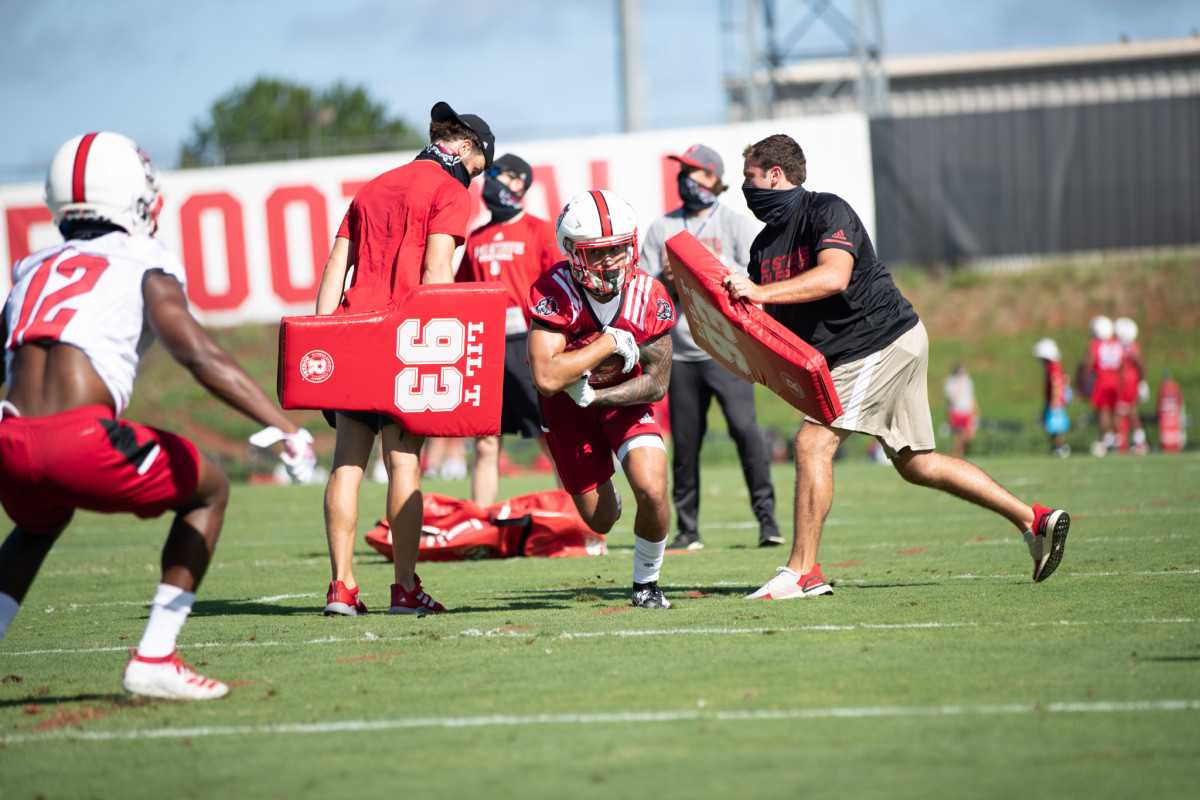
[314,102,493,616]
[724,134,1071,599]
[455,153,562,506]
[526,190,676,609]
[943,363,979,459]
[1033,338,1072,458]
[0,132,317,700]
[1113,316,1149,455]
[1081,315,1122,456]
[639,143,782,551]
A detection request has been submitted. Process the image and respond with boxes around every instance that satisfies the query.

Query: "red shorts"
[0,405,202,533]
[947,410,976,434]
[542,396,663,495]
[1090,374,1119,410]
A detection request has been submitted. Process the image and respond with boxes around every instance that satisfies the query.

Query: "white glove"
[604,326,639,373]
[1138,380,1150,404]
[249,426,318,484]
[564,374,596,408]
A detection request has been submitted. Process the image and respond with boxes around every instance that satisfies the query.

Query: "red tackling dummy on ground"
[277,284,507,436]
[665,231,842,424]
[365,490,607,561]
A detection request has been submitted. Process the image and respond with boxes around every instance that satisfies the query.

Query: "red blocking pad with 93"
[277,284,507,436]
[664,231,842,425]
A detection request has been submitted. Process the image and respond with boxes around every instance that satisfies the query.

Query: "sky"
[1,0,1196,182]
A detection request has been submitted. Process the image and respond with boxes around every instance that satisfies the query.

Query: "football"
[565,330,628,387]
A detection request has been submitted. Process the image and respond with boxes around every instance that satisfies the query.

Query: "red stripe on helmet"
[588,190,613,237]
[72,133,99,203]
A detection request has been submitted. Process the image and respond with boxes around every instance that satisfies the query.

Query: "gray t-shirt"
[640,202,761,362]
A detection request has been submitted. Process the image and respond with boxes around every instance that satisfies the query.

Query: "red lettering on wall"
[589,160,609,191]
[5,206,53,268]
[341,180,368,198]
[266,185,328,304]
[179,193,249,312]
[660,155,681,214]
[533,165,561,220]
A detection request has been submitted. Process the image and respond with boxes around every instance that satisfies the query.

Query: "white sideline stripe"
[5,617,1193,656]
[37,593,320,614]
[3,699,1196,746]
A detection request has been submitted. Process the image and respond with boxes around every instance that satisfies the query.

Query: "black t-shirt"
[748,189,919,369]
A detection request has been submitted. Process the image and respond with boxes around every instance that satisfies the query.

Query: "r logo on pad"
[299,350,334,383]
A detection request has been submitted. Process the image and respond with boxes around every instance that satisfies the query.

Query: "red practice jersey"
[527,264,676,391]
[1088,337,1124,408]
[457,214,561,334]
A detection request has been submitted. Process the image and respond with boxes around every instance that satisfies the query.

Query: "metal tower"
[720,0,889,120]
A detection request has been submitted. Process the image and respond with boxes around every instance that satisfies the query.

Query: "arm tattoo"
[591,333,673,407]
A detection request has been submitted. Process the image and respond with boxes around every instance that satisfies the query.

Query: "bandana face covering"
[742,184,804,226]
[413,143,472,188]
[482,173,524,222]
[677,173,717,213]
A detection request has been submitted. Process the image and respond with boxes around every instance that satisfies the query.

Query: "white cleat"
[122,650,229,700]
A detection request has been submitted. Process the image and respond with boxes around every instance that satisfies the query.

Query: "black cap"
[431,101,495,170]
[492,153,533,187]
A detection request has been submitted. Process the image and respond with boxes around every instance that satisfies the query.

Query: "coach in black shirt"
[725,133,1070,601]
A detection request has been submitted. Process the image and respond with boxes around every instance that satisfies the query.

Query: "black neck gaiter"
[742,185,804,226]
[413,143,472,188]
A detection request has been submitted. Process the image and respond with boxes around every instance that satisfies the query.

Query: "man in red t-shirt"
[526,190,677,610]
[313,101,494,617]
[456,154,562,506]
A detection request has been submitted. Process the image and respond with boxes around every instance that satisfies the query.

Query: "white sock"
[1132,428,1146,446]
[137,583,195,658]
[632,535,666,584]
[0,592,20,643]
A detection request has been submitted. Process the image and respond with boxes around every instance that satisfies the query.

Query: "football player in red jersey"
[526,190,676,609]
[0,132,315,699]
[1082,315,1123,456]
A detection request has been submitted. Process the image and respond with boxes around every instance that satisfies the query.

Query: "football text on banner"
[664,231,842,424]
[278,284,506,436]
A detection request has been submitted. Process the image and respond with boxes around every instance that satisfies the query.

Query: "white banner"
[0,114,873,326]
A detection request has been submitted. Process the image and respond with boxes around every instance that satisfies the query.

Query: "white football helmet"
[556,189,639,298]
[1033,338,1061,361]
[45,132,163,237]
[1114,317,1138,345]
[1088,315,1114,340]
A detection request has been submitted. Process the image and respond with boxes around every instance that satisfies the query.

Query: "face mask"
[742,184,804,226]
[413,143,472,188]
[677,173,717,213]
[482,173,524,222]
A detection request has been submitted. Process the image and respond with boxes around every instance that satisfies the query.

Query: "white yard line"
[4,616,1193,656]
[2,699,1196,746]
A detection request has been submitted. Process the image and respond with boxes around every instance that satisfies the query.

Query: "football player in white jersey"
[0,132,316,700]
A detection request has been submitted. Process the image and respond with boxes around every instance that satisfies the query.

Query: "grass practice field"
[1,452,1198,798]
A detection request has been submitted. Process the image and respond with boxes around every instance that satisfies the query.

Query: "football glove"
[564,374,596,408]
[604,326,639,373]
[248,426,318,484]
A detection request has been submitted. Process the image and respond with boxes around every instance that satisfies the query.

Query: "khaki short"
[804,321,936,458]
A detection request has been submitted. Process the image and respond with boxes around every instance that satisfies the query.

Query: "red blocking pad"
[278,284,507,436]
[665,231,842,424]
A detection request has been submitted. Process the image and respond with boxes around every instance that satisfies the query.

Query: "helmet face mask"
[557,190,639,299]
[45,132,163,237]
[570,238,635,297]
